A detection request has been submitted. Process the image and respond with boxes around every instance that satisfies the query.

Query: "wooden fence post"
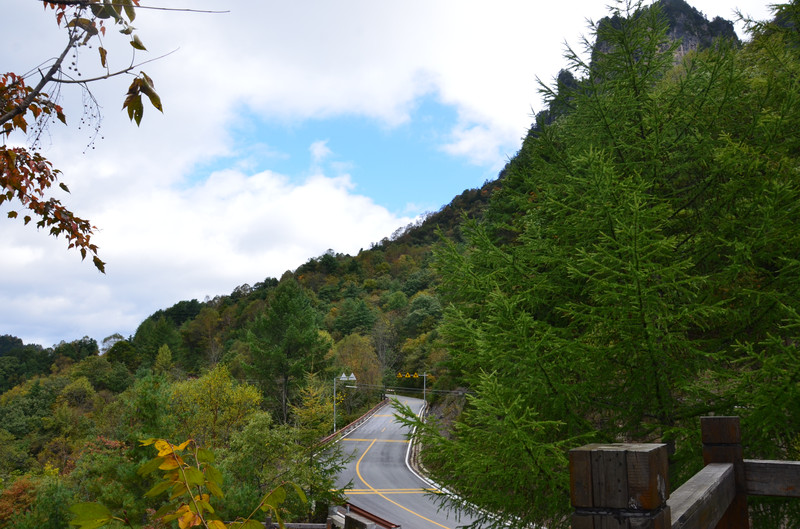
[570,443,671,529]
[701,416,749,529]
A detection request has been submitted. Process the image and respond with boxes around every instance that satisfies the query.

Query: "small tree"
[245,279,331,423]
[169,365,261,447]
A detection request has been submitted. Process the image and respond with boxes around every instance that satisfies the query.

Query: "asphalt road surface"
[334,396,486,529]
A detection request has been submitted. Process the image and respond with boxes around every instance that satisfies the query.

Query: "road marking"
[355,439,452,529]
[373,414,394,417]
[345,438,409,443]
[340,489,441,494]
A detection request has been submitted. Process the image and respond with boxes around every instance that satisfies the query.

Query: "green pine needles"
[409,1,800,527]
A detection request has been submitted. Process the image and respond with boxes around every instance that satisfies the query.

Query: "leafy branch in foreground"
[69,438,306,529]
[1,0,167,272]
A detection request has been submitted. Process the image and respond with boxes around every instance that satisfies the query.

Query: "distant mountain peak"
[657,0,738,51]
[594,0,739,58]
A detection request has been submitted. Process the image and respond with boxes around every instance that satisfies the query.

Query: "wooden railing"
[569,416,800,529]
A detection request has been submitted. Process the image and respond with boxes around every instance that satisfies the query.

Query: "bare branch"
[53,48,179,85]
[0,33,79,127]
[38,0,229,14]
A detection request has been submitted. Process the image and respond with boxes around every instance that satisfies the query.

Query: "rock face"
[535,0,740,129]
[594,0,739,58]
[658,0,738,54]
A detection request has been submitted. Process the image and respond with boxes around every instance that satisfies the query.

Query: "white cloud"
[310,140,333,165]
[0,164,411,346]
[0,0,778,346]
[442,122,511,168]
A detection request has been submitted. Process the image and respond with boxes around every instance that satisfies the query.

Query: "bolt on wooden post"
[570,443,671,529]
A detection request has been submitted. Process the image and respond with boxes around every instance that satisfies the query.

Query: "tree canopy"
[401,1,800,527]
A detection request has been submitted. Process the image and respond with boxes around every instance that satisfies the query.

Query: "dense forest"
[2,1,800,528]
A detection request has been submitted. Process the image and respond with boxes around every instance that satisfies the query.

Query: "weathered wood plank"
[571,445,596,507]
[597,517,627,529]
[572,512,596,529]
[627,444,669,509]
[701,416,748,529]
[700,417,741,445]
[630,508,671,529]
[592,445,629,509]
[668,463,735,529]
[744,459,800,498]
[571,444,671,529]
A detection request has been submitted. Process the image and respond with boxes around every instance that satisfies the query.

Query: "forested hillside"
[0,169,492,526]
[402,1,800,528]
[2,1,800,528]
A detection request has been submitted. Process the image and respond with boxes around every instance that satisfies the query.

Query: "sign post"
[333,372,356,433]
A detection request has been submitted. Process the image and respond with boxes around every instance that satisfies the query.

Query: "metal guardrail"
[344,503,401,528]
[326,504,401,529]
[318,397,390,446]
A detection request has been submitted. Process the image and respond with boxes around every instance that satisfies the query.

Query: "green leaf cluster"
[0,358,345,527]
[69,438,306,529]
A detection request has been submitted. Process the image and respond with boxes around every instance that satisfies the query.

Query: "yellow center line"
[343,488,441,495]
[355,439,451,529]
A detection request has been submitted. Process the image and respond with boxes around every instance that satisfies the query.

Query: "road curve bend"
[334,396,486,529]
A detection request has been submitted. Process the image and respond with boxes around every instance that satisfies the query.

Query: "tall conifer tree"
[406,1,800,527]
[246,279,330,423]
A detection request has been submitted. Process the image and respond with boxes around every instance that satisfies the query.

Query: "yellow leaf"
[156,439,191,456]
[208,521,227,529]
[158,455,183,470]
[155,440,174,456]
[178,510,202,529]
[121,0,136,21]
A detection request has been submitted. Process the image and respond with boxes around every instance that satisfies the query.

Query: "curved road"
[334,396,486,529]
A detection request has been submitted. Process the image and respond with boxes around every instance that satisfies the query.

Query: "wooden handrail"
[743,460,800,497]
[700,417,748,527]
[569,417,800,529]
[668,463,734,529]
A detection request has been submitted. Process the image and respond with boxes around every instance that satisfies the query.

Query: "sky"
[0,0,776,348]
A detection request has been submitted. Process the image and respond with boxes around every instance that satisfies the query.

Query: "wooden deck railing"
[569,416,800,529]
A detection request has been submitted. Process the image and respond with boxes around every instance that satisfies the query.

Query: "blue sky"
[0,0,777,347]
[213,94,499,216]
